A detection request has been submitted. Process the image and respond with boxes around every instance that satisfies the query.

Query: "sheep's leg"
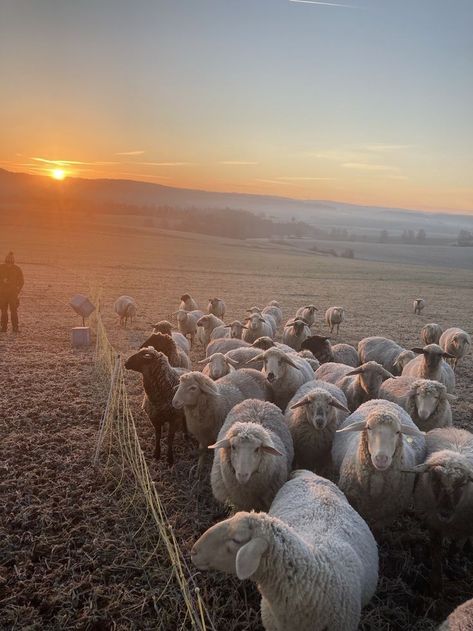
[153,422,162,461]
[166,421,175,467]
[182,416,190,441]
[429,529,444,594]
[196,446,208,478]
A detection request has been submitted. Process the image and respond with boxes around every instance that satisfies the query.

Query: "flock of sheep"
[115,293,472,631]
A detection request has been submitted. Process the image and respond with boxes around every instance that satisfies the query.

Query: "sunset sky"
[1,0,472,213]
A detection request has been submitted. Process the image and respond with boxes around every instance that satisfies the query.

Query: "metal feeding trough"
[70,294,96,348]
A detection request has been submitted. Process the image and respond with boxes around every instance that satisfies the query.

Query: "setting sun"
[51,168,66,180]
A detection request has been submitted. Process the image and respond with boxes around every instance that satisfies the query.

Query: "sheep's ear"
[442,352,456,359]
[224,324,231,328]
[401,463,428,474]
[282,355,301,370]
[261,445,284,456]
[197,357,211,365]
[242,325,248,330]
[290,397,311,410]
[346,367,364,376]
[446,393,457,402]
[246,353,265,364]
[195,375,220,396]
[330,398,350,414]
[411,347,425,354]
[258,317,266,323]
[225,357,240,368]
[401,423,424,437]
[336,420,366,433]
[285,320,296,327]
[208,439,230,450]
[380,367,395,379]
[235,537,268,580]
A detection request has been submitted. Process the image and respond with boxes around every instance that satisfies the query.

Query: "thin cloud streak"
[219,161,259,165]
[289,0,359,8]
[31,157,119,165]
[135,161,194,167]
[115,150,145,156]
[342,162,397,172]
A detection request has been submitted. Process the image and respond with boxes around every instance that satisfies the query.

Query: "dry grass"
[1,220,472,630]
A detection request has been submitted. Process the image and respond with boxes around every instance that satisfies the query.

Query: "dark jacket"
[0,263,24,295]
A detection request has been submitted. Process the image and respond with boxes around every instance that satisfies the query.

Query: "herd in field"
[114,293,472,631]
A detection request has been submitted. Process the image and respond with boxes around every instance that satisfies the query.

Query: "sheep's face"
[427,464,473,523]
[252,337,274,350]
[247,314,262,331]
[452,334,470,355]
[172,374,217,408]
[365,413,402,471]
[175,310,188,324]
[197,315,212,330]
[262,352,286,383]
[207,355,230,380]
[125,347,165,373]
[230,322,244,339]
[414,384,442,421]
[412,344,452,371]
[154,321,172,336]
[191,513,268,579]
[291,320,307,336]
[357,364,390,397]
[394,350,415,372]
[227,432,282,484]
[301,335,333,362]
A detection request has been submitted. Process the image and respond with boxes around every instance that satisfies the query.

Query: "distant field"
[1,219,473,630]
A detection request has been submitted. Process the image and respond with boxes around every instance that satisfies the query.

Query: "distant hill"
[1,167,472,237]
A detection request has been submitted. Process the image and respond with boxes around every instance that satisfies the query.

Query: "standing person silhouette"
[0,252,24,333]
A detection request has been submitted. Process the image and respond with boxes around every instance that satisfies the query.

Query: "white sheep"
[325,306,345,334]
[246,306,277,337]
[173,309,204,347]
[413,298,425,314]
[379,376,455,432]
[282,318,311,351]
[172,369,271,473]
[114,295,137,327]
[206,337,250,357]
[209,399,294,511]
[191,470,379,631]
[225,346,265,370]
[285,380,350,475]
[406,427,473,593]
[248,347,314,410]
[332,343,359,367]
[439,327,471,369]
[402,344,456,393]
[358,336,415,375]
[196,313,225,346]
[208,297,226,318]
[242,313,274,343]
[438,598,473,630]
[315,361,394,412]
[210,319,247,341]
[198,352,239,380]
[332,399,426,528]
[262,301,283,327]
[421,322,443,346]
[179,293,199,311]
[297,349,320,371]
[295,304,318,327]
[150,320,190,355]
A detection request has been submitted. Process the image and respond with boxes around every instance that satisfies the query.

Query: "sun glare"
[51,168,66,180]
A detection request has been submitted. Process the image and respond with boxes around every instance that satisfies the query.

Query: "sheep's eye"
[254,447,259,453]
[396,431,401,435]
[367,427,372,431]
[231,445,236,451]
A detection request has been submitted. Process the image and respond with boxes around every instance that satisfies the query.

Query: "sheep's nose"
[267,372,275,383]
[172,398,183,409]
[373,455,389,470]
[314,417,326,429]
[236,472,251,484]
[438,510,452,523]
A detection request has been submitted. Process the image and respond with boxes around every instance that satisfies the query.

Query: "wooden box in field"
[72,326,91,348]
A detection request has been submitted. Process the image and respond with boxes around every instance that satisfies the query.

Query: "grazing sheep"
[315,361,394,412]
[208,297,226,318]
[402,344,456,393]
[438,597,473,630]
[179,293,199,311]
[242,313,273,343]
[358,336,415,376]
[295,305,318,327]
[172,370,271,473]
[125,347,186,465]
[198,352,239,380]
[248,347,314,411]
[173,309,205,347]
[379,377,455,432]
[192,470,379,631]
[413,298,425,314]
[196,313,225,346]
[206,337,250,357]
[262,301,283,327]
[407,428,473,592]
[252,337,294,353]
[325,306,345,334]
[421,323,443,346]
[282,318,311,351]
[285,380,350,475]
[140,332,191,370]
[209,399,294,511]
[150,320,190,355]
[114,295,137,327]
[210,320,247,341]
[332,343,360,367]
[332,399,426,528]
[439,327,471,369]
